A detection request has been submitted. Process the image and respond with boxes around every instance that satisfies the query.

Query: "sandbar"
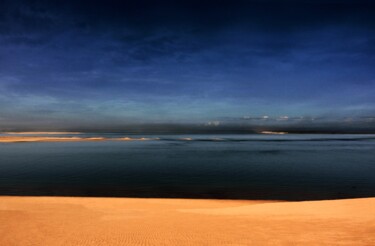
[0,196,374,245]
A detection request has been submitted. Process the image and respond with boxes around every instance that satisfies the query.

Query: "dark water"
[0,134,375,201]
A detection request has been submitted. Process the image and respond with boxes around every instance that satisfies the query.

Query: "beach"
[0,136,106,143]
[0,136,156,143]
[2,0,374,245]
[0,196,374,245]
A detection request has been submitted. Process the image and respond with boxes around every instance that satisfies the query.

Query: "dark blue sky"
[0,0,374,131]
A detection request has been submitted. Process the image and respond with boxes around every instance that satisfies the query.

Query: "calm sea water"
[0,134,374,200]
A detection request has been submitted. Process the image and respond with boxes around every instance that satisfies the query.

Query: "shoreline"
[1,196,374,245]
[1,134,375,143]
[0,136,152,143]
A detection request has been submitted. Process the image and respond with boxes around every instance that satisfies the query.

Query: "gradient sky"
[0,0,374,131]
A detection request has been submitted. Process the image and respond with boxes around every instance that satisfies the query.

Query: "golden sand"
[0,136,161,142]
[0,136,105,142]
[3,132,82,135]
[0,196,374,245]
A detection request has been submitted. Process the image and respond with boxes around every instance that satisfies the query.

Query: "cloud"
[0,0,374,130]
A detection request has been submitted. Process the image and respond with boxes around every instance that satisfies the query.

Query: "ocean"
[0,134,374,200]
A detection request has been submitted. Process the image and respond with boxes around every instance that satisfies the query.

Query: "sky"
[0,0,374,132]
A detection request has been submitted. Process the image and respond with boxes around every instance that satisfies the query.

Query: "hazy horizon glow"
[0,0,374,132]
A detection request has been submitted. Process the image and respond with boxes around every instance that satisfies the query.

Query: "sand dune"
[180,198,375,220]
[0,197,374,245]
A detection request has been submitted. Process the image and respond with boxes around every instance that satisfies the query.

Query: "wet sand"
[0,196,374,245]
